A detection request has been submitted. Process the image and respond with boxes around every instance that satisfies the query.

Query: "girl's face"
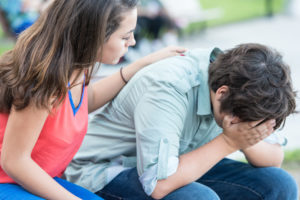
[99,8,137,64]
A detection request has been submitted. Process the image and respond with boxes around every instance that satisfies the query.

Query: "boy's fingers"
[248,119,265,129]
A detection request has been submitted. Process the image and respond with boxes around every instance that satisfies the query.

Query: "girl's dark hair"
[209,43,297,129]
[0,0,138,113]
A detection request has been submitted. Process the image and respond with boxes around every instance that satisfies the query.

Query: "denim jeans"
[96,158,298,200]
[0,177,103,200]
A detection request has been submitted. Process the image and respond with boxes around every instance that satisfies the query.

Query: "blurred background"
[1,0,299,194]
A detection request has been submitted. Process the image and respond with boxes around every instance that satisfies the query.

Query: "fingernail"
[180,53,185,56]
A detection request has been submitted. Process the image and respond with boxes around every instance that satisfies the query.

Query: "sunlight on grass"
[185,0,285,32]
[284,149,300,162]
[282,149,300,171]
[0,43,13,55]
[200,0,285,26]
[0,26,14,55]
[0,26,3,38]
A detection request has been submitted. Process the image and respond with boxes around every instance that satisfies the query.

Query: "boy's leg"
[162,182,220,200]
[96,168,219,200]
[96,168,151,200]
[197,158,298,200]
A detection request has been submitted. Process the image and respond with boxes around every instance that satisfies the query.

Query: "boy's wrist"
[219,133,239,153]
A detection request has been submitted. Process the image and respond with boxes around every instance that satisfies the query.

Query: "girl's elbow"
[1,151,23,174]
[1,153,13,174]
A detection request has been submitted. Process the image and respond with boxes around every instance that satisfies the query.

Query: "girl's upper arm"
[1,105,49,161]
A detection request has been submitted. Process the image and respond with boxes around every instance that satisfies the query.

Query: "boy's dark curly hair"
[209,43,297,129]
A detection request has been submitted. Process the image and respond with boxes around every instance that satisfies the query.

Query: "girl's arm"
[1,105,81,200]
[88,46,187,113]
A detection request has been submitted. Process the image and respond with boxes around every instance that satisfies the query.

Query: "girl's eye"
[123,37,130,41]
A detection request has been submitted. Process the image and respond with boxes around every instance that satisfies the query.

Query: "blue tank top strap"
[68,74,86,116]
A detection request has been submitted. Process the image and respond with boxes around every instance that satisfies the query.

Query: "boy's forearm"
[151,134,237,199]
[242,141,284,167]
[151,116,275,199]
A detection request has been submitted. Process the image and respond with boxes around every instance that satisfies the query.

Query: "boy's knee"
[263,167,298,200]
[186,187,219,200]
[165,182,220,200]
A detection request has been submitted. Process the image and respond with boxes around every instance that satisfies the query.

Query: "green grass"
[186,0,285,31]
[0,26,14,55]
[284,149,300,163]
[0,42,13,55]
[0,26,4,38]
[282,149,300,170]
[202,0,284,24]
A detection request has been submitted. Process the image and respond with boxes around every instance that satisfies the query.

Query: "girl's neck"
[69,70,85,88]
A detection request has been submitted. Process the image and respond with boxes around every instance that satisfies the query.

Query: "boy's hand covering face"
[221,115,276,150]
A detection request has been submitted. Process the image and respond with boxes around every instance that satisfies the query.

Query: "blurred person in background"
[136,0,179,46]
[121,0,180,63]
[0,0,52,38]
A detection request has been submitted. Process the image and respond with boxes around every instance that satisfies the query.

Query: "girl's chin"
[112,59,121,65]
[101,59,120,65]
[100,55,124,65]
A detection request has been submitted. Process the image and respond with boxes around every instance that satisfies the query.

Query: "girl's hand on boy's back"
[141,46,187,66]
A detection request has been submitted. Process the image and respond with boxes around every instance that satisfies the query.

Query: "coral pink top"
[0,84,88,183]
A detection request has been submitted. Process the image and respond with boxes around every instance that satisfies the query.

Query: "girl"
[0,0,186,199]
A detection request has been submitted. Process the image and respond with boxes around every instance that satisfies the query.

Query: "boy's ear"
[216,85,229,100]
